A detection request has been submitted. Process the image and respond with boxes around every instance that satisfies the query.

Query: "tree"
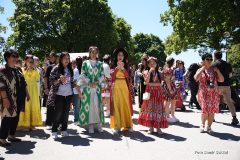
[160,0,240,54]
[0,6,7,63]
[8,0,118,59]
[228,43,240,68]
[133,33,166,66]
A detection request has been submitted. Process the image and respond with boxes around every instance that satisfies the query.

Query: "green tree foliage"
[8,0,120,59]
[133,33,166,66]
[228,43,240,68]
[161,0,240,54]
[0,6,7,63]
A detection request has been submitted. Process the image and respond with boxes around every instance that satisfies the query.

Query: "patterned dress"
[138,71,168,128]
[78,60,105,126]
[162,67,179,101]
[198,68,220,113]
[0,66,18,118]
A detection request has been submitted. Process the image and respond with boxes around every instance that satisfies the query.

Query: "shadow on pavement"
[0,157,4,160]
[174,121,199,128]
[214,121,240,128]
[121,131,155,142]
[5,140,36,155]
[154,132,187,142]
[209,132,240,141]
[81,130,123,141]
[55,136,91,146]
[16,129,50,140]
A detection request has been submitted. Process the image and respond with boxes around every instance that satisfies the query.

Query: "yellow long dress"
[110,70,133,129]
[18,69,42,128]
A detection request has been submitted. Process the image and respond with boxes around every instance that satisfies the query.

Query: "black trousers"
[189,82,200,107]
[52,95,72,132]
[45,106,55,126]
[0,116,16,139]
[0,107,21,139]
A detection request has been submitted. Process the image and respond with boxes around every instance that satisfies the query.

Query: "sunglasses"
[205,58,213,61]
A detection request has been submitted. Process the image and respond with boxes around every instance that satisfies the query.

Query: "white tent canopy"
[69,52,88,61]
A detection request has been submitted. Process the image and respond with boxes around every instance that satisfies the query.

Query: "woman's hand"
[26,94,30,101]
[2,98,10,108]
[59,75,65,83]
[89,82,96,88]
[78,92,83,99]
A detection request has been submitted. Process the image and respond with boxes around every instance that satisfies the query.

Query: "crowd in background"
[0,47,239,146]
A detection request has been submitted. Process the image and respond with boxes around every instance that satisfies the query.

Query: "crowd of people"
[0,47,239,146]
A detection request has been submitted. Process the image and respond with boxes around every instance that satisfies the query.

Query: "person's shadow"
[208,132,240,141]
[174,121,199,128]
[154,132,187,142]
[16,129,50,140]
[5,140,36,155]
[55,136,92,147]
[121,131,155,142]
[81,130,123,141]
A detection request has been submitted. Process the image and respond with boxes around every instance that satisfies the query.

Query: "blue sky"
[0,0,205,67]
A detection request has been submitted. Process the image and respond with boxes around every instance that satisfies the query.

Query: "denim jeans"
[73,94,81,122]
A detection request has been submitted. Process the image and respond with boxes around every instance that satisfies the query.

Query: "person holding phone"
[194,53,224,133]
[138,57,168,134]
[110,48,133,134]
[48,52,74,139]
[18,54,42,130]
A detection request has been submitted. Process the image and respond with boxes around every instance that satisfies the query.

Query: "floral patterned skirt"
[138,85,168,128]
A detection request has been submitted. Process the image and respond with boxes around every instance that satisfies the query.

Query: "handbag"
[143,92,150,100]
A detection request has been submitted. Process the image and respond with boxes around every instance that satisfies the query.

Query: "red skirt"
[138,85,168,128]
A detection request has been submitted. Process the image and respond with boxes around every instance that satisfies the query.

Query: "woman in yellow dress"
[18,55,42,130]
[110,48,133,134]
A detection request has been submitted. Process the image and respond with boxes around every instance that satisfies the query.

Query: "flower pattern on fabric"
[198,68,220,113]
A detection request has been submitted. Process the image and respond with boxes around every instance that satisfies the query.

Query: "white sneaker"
[172,116,179,122]
[88,126,94,134]
[97,124,103,133]
[207,127,213,134]
[112,129,119,135]
[128,127,134,132]
[147,127,154,134]
[167,117,176,123]
[200,125,205,133]
[52,132,58,140]
[157,128,163,135]
[61,131,69,137]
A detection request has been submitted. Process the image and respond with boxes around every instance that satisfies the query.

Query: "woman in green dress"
[78,46,105,134]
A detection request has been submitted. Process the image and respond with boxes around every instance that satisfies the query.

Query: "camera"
[206,80,214,89]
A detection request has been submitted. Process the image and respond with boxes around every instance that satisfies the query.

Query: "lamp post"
[223,31,230,62]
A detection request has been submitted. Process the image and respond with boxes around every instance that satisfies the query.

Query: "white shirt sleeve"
[103,63,111,79]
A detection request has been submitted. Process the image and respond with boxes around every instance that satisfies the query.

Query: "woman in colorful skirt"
[194,53,223,133]
[138,57,168,134]
[78,46,105,134]
[110,48,133,134]
[162,57,179,123]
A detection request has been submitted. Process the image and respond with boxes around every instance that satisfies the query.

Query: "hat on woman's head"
[166,56,174,63]
[147,56,157,62]
[201,53,212,60]
[113,47,128,57]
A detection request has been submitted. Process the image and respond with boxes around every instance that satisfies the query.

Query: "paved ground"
[1,97,240,160]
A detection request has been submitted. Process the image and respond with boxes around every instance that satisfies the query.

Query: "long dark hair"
[58,52,73,77]
[24,54,34,70]
[112,48,129,70]
[140,57,149,72]
[76,56,83,73]
[148,59,161,82]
